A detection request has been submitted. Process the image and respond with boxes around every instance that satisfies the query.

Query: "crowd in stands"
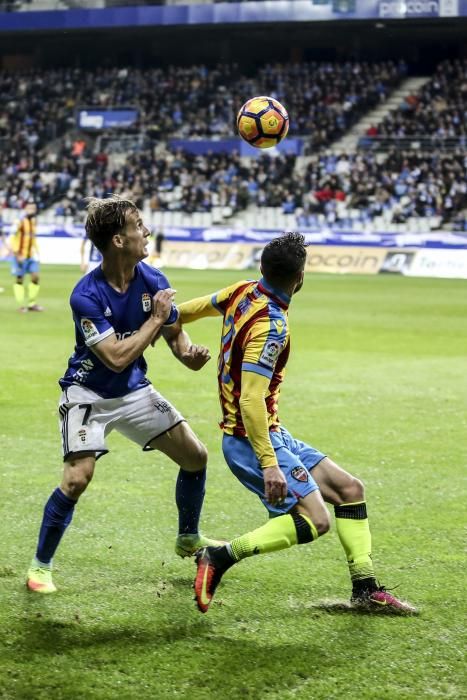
[0,60,404,152]
[296,150,466,227]
[1,60,465,229]
[367,59,467,141]
[3,139,464,229]
[0,69,78,200]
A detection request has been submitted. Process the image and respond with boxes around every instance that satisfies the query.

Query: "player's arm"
[178,294,221,323]
[161,319,211,371]
[239,370,287,505]
[87,289,175,373]
[178,281,250,324]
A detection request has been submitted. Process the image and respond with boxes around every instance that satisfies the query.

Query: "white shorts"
[58,384,185,461]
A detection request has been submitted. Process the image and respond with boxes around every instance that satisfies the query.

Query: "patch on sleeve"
[259,339,282,369]
[80,318,99,341]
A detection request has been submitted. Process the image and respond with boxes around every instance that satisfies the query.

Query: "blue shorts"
[11,258,39,277]
[222,426,325,517]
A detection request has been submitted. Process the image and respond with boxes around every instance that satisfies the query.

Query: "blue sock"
[35,488,76,565]
[175,468,206,535]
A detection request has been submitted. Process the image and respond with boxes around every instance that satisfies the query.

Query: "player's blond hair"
[84,194,139,252]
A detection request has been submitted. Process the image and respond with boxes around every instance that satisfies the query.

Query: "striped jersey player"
[9,200,44,312]
[179,232,416,615]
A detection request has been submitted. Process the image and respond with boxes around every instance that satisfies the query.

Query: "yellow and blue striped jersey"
[9,216,38,259]
[179,277,291,437]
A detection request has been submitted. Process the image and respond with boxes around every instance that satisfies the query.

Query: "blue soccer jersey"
[59,262,178,398]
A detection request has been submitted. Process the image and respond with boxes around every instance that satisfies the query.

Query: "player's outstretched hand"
[181,344,211,371]
[152,288,176,323]
[263,465,288,506]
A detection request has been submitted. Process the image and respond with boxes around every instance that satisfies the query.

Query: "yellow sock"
[334,501,375,582]
[28,282,40,306]
[13,283,25,305]
[230,512,318,561]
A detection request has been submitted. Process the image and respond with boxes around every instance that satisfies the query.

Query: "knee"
[62,468,93,499]
[183,440,208,472]
[337,476,365,505]
[348,476,365,502]
[314,509,331,536]
[195,442,208,470]
[300,507,331,537]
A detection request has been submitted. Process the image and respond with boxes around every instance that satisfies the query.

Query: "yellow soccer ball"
[237,96,289,149]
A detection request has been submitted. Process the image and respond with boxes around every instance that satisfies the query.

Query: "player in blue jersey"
[26,195,222,594]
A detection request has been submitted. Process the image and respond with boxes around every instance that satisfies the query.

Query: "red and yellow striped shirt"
[179,278,291,437]
[10,216,38,259]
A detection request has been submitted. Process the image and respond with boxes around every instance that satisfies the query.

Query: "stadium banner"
[305,246,385,274]
[378,248,467,278]
[2,224,467,278]
[77,108,139,130]
[379,249,417,274]
[408,249,467,279]
[162,227,467,249]
[1,0,466,32]
[378,0,460,17]
[4,221,466,249]
[128,241,386,273]
[160,241,259,270]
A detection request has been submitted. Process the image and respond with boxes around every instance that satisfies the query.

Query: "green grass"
[0,264,465,700]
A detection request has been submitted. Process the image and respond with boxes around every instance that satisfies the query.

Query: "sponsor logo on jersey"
[115,330,138,340]
[259,340,281,368]
[274,319,285,334]
[291,466,309,483]
[142,293,151,313]
[81,318,99,340]
[238,297,251,315]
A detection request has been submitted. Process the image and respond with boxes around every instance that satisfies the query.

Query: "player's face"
[120,210,151,261]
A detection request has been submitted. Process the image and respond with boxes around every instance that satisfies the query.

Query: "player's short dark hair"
[261,232,307,285]
[84,195,139,252]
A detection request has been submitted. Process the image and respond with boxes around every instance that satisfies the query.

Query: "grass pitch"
[0,264,465,700]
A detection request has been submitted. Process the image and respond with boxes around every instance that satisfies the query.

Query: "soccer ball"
[236,96,289,149]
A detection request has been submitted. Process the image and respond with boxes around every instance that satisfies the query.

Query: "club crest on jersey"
[259,340,281,368]
[291,466,309,483]
[154,399,171,413]
[142,293,151,312]
[80,318,98,341]
[78,429,86,444]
